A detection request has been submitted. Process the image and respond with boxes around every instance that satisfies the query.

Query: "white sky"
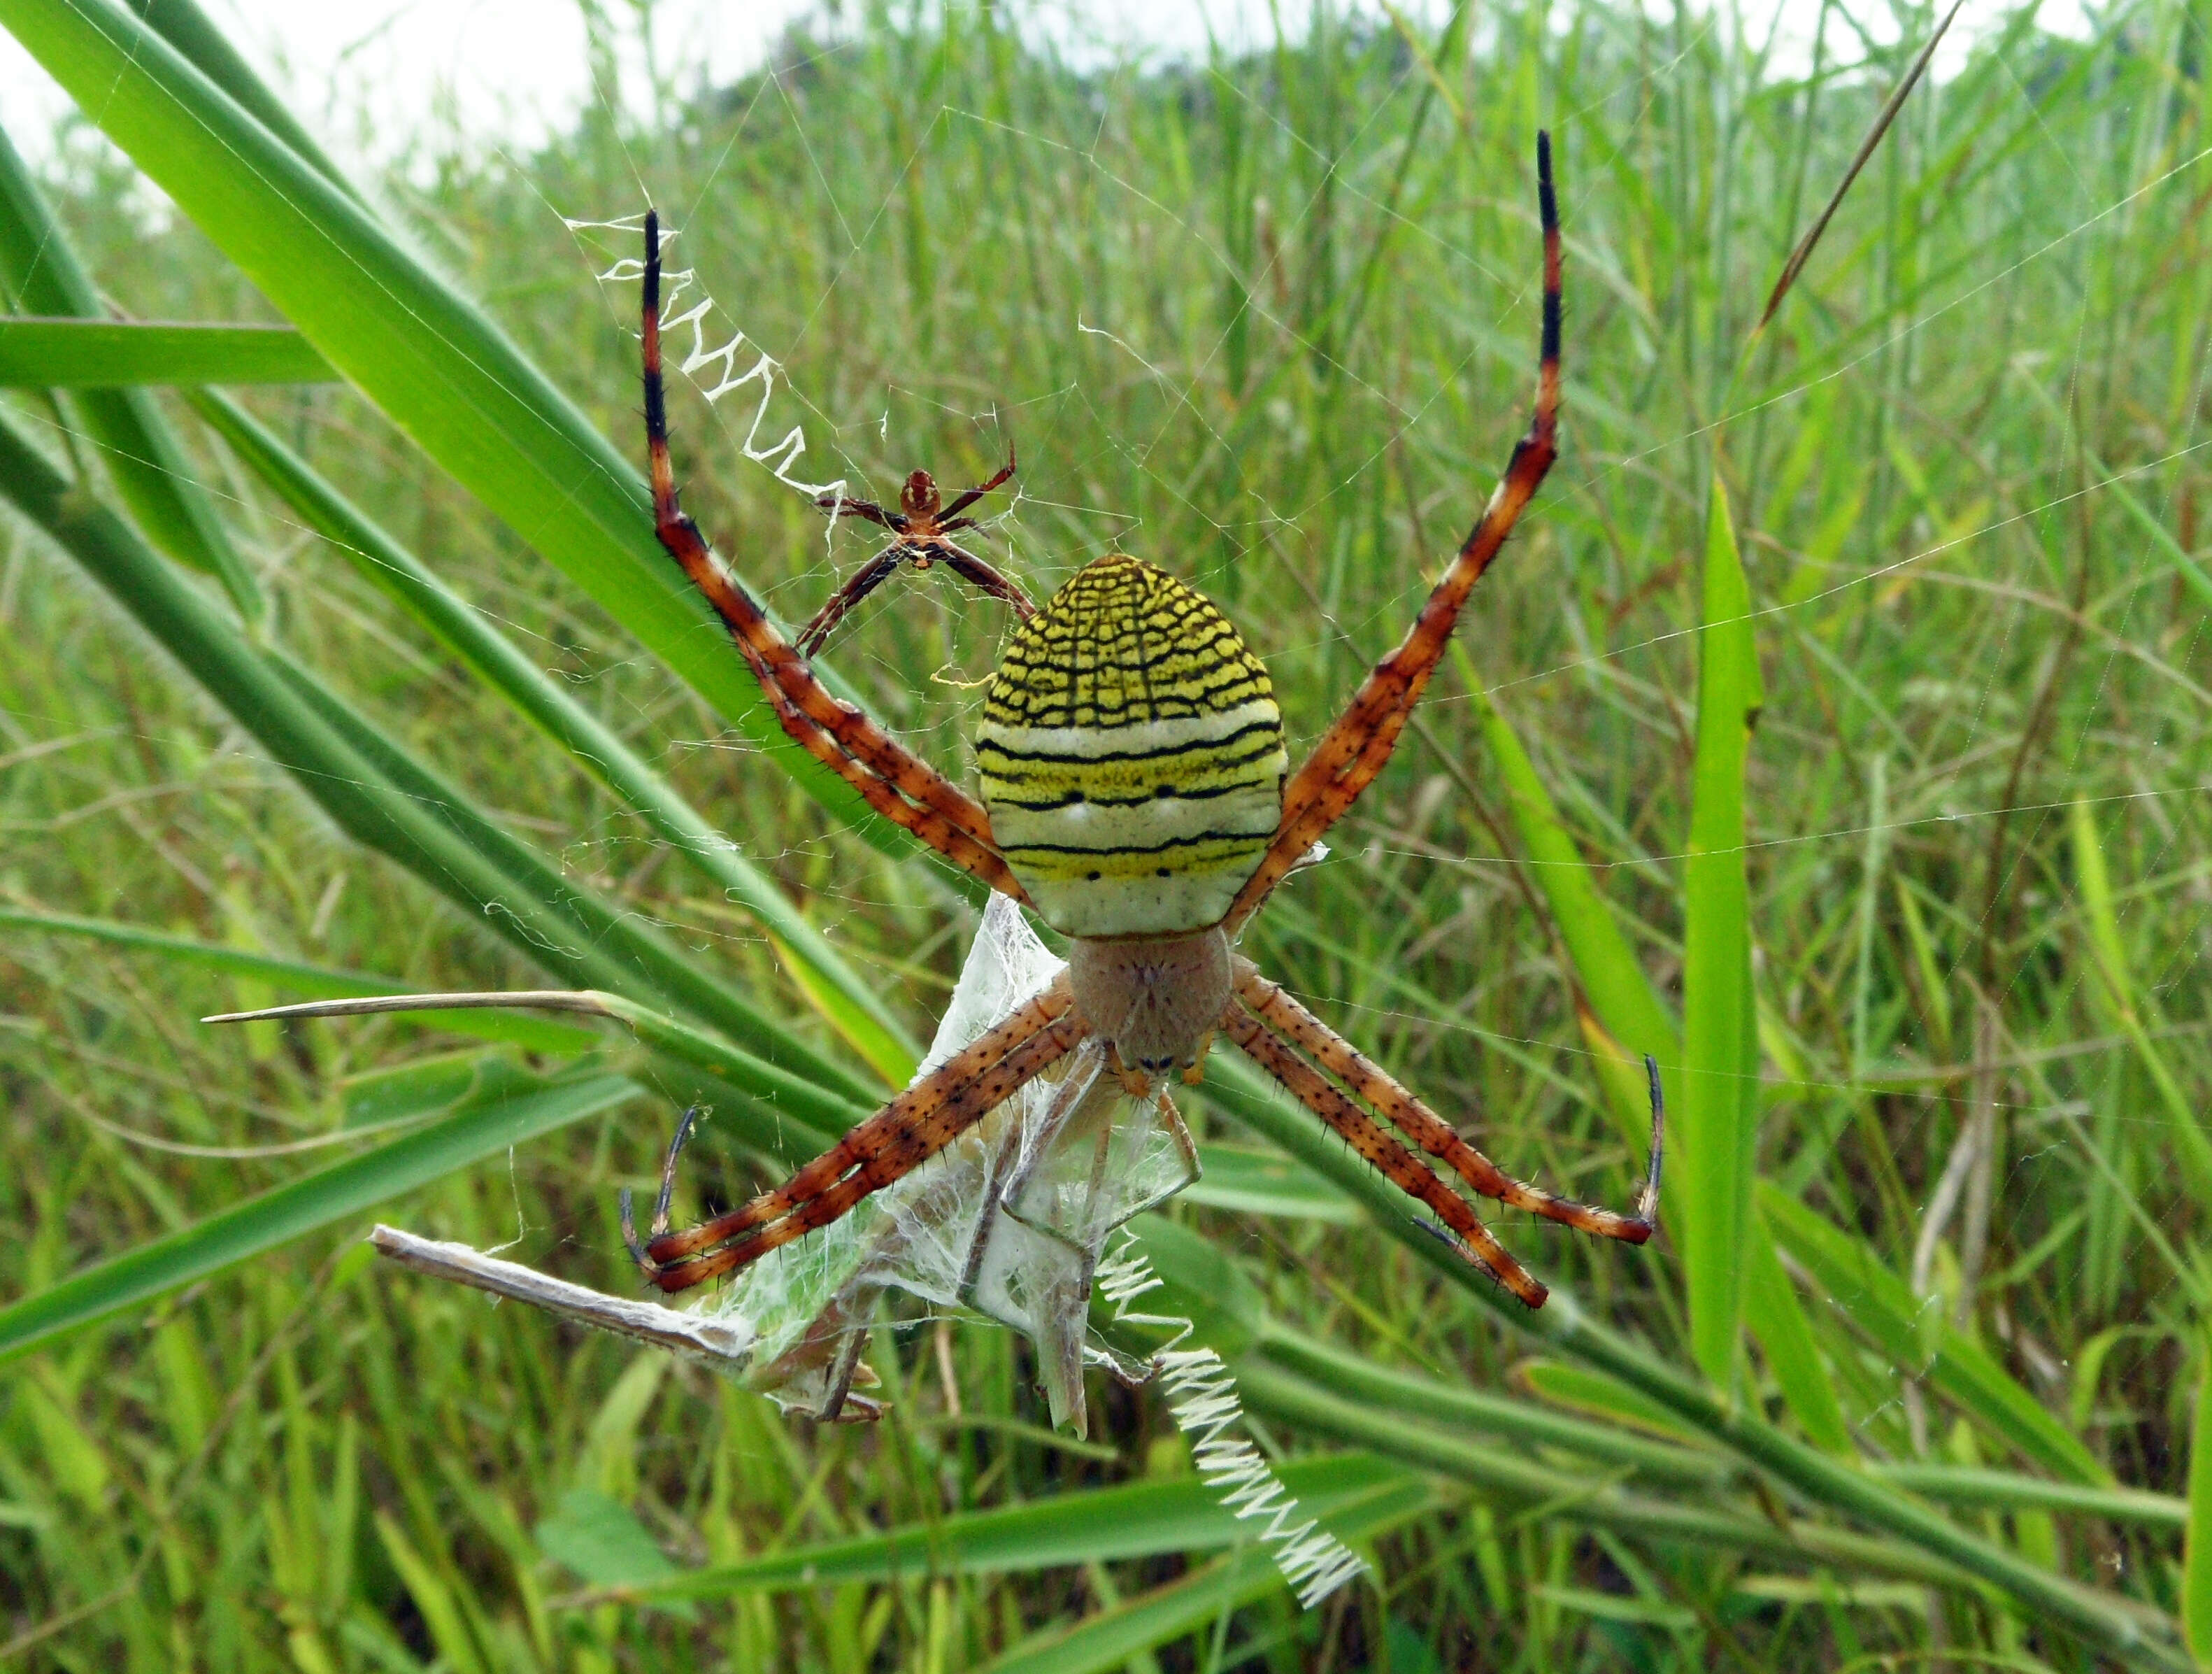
[0,0,2090,175]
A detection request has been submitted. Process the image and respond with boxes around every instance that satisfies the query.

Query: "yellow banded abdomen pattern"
[975,555,1286,937]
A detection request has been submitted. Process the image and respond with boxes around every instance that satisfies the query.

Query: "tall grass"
[1,0,2210,1666]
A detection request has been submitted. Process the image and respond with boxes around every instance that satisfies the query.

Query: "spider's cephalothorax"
[629,134,1662,1342]
[975,554,1288,940]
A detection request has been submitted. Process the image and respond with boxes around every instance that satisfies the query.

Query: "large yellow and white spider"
[630,132,1659,1312]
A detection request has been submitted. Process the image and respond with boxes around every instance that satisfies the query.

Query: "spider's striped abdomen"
[975,555,1287,938]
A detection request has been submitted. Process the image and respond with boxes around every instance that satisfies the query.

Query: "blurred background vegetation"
[3,0,2211,1666]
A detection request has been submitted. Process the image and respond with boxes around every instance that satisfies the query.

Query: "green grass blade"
[976,1475,1427,1674]
[122,0,360,203]
[0,319,334,385]
[0,0,898,848]
[0,401,870,1102]
[1250,1326,1730,1489]
[1761,1186,2107,1484]
[1743,1206,1856,1454]
[1680,472,1761,1389]
[1233,1358,1970,1587]
[626,1454,1421,1601]
[1466,654,1679,1068]
[1194,1053,2176,1666]
[978,1549,1307,1674]
[1178,1144,1358,1221]
[0,905,598,1052]
[188,387,917,1081]
[2185,1327,2212,1663]
[2068,797,2212,1196]
[1464,648,1681,1176]
[0,121,262,620]
[0,1070,638,1363]
[1870,1466,2183,1528]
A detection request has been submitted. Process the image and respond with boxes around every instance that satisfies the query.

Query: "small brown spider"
[798,455,1032,656]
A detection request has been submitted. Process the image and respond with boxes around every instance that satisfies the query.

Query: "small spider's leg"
[930,541,1039,620]
[814,494,898,530]
[936,446,1017,521]
[1236,967,1655,1244]
[641,981,1085,1291]
[797,546,909,658]
[1220,1005,1547,1307]
[640,211,1029,902]
[1225,132,1562,934]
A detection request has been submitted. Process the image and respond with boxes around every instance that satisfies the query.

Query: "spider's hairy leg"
[636,980,1085,1292]
[795,545,908,658]
[638,210,1028,902]
[1236,967,1657,1244]
[1225,132,1564,933]
[1219,1005,1548,1307]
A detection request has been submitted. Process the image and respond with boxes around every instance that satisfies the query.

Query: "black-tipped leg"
[623,1104,707,1275]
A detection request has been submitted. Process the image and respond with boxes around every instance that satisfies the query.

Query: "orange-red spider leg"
[1235,966,1657,1243]
[640,211,1028,902]
[1226,132,1563,933]
[639,981,1083,1292]
[1219,1006,1548,1307]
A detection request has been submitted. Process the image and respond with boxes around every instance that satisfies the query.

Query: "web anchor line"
[1093,1235,1369,1609]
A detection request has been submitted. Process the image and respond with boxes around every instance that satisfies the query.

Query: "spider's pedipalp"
[1226,132,1564,933]
[636,980,1083,1293]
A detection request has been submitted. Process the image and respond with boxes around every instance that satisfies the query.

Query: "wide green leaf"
[0,399,870,1101]
[624,1453,1421,1601]
[187,387,917,1081]
[0,318,334,385]
[975,1475,1427,1674]
[0,122,259,618]
[0,0,900,849]
[1678,471,1761,1388]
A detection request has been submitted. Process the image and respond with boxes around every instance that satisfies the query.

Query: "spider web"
[518,0,2212,1503]
[4,0,2206,1647]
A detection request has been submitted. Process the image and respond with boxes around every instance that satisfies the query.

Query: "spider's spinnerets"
[975,554,1287,937]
